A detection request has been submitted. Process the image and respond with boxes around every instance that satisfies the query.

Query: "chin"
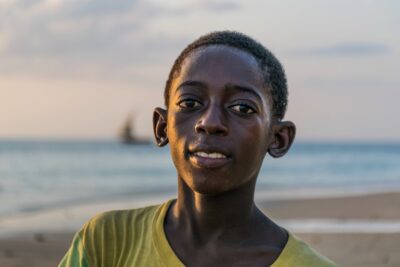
[183,174,237,196]
[191,185,227,196]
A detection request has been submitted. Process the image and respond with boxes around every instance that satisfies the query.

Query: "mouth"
[193,151,227,159]
[188,146,231,169]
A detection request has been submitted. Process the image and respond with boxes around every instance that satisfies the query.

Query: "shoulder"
[80,203,163,243]
[80,203,165,259]
[272,233,337,267]
[59,200,174,267]
[85,204,161,231]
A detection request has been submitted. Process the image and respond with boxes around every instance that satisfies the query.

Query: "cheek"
[233,120,269,166]
[167,111,197,141]
[235,117,270,146]
[167,112,194,164]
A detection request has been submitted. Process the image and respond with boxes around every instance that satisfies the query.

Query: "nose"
[195,104,228,136]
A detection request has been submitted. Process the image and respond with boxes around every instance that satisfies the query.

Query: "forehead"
[172,45,266,93]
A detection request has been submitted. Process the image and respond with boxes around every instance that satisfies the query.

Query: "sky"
[0,0,399,141]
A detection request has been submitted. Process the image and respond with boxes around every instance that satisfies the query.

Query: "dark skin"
[153,45,296,266]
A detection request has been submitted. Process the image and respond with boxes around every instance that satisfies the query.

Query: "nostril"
[195,119,228,136]
[195,105,228,136]
[195,121,205,133]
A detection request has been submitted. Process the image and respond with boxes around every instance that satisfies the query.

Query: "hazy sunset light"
[1,0,399,141]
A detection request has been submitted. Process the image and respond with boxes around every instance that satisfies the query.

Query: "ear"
[268,121,296,158]
[153,107,168,147]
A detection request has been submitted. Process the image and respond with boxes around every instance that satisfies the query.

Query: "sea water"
[1,140,400,219]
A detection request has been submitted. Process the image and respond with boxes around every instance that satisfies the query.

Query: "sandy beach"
[1,192,399,267]
[259,192,400,266]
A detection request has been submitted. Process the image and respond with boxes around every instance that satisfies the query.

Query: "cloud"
[292,43,391,57]
[0,0,194,80]
[301,77,399,89]
[66,0,138,17]
[201,1,240,12]
[0,0,239,65]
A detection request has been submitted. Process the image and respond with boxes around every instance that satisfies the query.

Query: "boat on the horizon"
[118,114,150,145]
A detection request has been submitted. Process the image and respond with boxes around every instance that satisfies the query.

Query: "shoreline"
[259,191,400,220]
[255,183,400,201]
[2,187,400,239]
[1,191,400,266]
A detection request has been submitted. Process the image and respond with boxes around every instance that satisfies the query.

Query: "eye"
[229,103,256,114]
[177,99,202,109]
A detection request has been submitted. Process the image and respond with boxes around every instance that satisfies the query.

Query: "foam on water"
[1,140,400,224]
[279,219,400,234]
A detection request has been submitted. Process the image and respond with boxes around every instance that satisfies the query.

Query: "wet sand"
[1,192,399,267]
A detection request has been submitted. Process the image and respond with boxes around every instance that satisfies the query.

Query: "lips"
[193,151,227,159]
[188,145,231,168]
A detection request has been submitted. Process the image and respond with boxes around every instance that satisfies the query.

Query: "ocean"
[1,140,400,221]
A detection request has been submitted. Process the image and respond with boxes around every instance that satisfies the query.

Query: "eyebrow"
[176,80,206,91]
[225,83,263,102]
[177,80,263,102]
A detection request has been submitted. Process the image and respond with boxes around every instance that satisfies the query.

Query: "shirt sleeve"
[58,232,90,267]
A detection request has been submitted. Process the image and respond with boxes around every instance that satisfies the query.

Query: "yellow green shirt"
[59,199,337,267]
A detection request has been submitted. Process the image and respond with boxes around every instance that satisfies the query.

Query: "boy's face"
[159,45,277,195]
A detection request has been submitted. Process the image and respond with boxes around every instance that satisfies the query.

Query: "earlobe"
[268,121,296,158]
[153,107,169,147]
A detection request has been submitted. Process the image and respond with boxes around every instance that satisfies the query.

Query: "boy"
[59,31,337,266]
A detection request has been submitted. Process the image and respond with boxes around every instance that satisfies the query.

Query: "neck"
[169,177,259,244]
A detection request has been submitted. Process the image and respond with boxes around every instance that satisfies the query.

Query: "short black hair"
[164,31,288,119]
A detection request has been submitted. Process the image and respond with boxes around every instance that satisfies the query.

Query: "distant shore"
[1,191,399,266]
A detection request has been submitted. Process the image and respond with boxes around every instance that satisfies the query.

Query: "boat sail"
[118,114,150,144]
